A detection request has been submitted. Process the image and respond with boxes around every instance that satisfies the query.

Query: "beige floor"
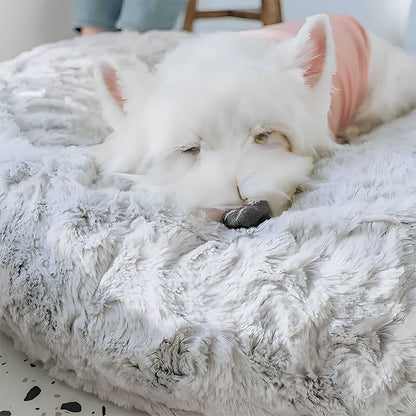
[0,333,149,416]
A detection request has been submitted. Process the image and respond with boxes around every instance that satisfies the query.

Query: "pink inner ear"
[300,23,327,87]
[102,64,124,110]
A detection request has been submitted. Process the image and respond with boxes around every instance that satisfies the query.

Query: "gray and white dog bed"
[0,31,416,416]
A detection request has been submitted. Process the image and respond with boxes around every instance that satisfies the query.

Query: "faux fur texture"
[0,32,416,416]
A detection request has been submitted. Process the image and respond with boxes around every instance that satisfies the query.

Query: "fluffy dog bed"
[0,31,416,416]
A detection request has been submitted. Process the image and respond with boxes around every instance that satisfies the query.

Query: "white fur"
[340,30,416,139]
[2,29,416,416]
[95,15,416,218]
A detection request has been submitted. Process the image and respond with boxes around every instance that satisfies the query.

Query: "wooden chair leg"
[261,0,282,26]
[183,0,197,32]
[183,0,282,32]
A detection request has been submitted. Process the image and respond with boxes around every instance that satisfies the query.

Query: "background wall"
[282,0,412,46]
[0,0,73,62]
[0,0,414,62]
[195,0,412,44]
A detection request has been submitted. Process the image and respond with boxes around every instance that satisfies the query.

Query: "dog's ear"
[292,14,336,93]
[94,62,125,130]
[94,58,153,131]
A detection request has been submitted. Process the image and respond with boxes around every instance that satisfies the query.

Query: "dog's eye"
[182,146,200,154]
[254,132,269,145]
[253,131,291,151]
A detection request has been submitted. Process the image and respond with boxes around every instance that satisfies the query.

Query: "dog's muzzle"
[222,200,272,229]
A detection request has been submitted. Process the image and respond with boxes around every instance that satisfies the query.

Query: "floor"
[0,334,149,416]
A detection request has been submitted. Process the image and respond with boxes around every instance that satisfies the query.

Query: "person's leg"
[116,0,187,32]
[73,0,123,33]
[81,27,103,36]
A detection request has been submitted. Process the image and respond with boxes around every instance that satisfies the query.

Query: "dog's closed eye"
[181,146,200,154]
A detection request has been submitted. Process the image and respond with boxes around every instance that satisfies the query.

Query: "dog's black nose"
[223,200,272,229]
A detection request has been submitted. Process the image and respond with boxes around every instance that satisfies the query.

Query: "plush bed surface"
[0,31,416,416]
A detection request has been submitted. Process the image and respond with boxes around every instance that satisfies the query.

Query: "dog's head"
[95,15,337,227]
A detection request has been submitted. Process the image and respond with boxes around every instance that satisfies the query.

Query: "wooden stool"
[183,0,282,32]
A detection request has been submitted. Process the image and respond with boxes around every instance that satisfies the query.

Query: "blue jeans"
[73,0,187,32]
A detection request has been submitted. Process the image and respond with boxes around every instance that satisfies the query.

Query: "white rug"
[0,31,415,416]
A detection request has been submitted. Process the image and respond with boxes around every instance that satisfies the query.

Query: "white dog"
[94,14,416,228]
